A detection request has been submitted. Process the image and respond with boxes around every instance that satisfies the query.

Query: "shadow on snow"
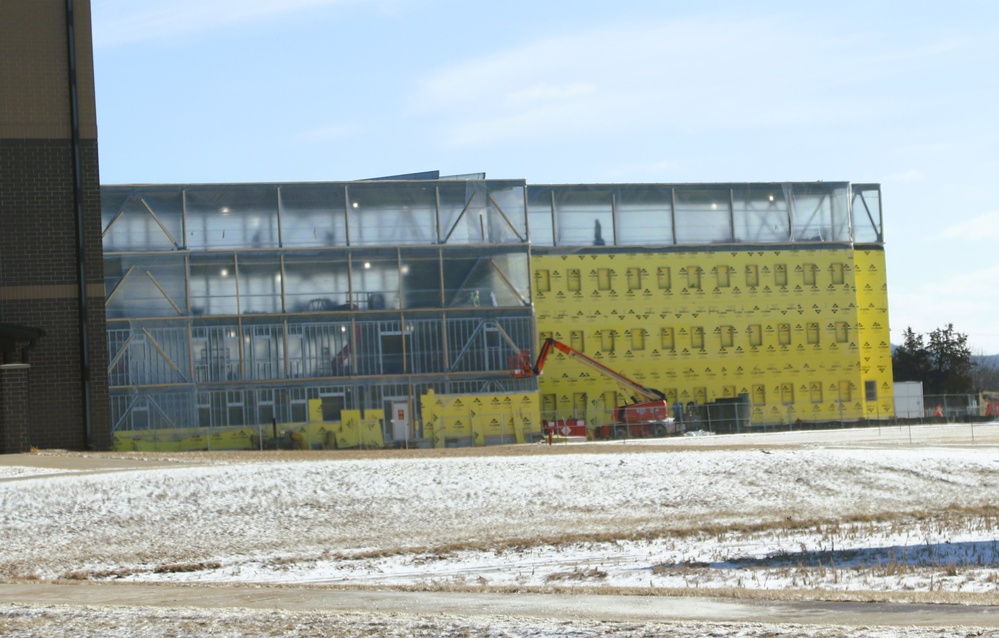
[659,540,999,571]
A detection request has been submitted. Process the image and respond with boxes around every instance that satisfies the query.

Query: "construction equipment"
[513,338,682,439]
[981,391,999,418]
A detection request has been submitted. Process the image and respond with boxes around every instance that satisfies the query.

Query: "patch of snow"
[1,424,998,599]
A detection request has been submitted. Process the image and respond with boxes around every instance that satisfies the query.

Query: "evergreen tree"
[892,324,973,394]
[926,324,972,393]
[891,327,930,384]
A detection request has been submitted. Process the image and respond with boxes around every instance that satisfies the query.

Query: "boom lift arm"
[515,338,667,403]
[513,337,680,435]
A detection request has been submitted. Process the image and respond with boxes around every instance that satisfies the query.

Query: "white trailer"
[894,381,924,419]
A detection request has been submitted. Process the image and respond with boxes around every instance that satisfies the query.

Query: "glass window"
[238,257,283,315]
[283,253,351,313]
[527,187,555,247]
[101,188,184,252]
[852,186,883,243]
[440,180,528,250]
[731,185,789,243]
[185,185,279,250]
[105,254,187,319]
[351,251,400,311]
[400,249,442,310]
[347,183,437,247]
[865,380,877,402]
[674,187,732,244]
[279,184,347,248]
[616,186,674,245]
[789,183,850,242]
[552,187,614,247]
[189,256,238,316]
[444,250,529,308]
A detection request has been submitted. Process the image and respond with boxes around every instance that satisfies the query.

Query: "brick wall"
[0,140,110,450]
[0,1,110,451]
[0,365,31,453]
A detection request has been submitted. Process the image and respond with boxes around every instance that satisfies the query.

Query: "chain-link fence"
[539,393,999,441]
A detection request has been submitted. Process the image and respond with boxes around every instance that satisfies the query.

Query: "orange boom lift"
[513,338,682,439]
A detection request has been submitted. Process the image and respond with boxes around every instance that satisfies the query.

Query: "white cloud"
[411,15,934,147]
[937,211,999,241]
[91,0,355,48]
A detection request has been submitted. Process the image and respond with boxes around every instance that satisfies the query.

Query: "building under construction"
[102,177,892,448]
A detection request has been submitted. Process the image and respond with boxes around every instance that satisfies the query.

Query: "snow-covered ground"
[3,422,999,636]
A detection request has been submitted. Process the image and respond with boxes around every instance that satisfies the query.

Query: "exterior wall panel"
[0,1,111,450]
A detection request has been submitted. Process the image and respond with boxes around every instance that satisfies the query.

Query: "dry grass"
[544,567,608,583]
[14,435,999,609]
[308,507,999,565]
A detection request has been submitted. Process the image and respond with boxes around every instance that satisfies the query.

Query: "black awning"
[0,323,46,362]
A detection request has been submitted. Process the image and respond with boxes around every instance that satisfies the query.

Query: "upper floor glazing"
[102,180,882,255]
[101,180,529,253]
[528,182,883,247]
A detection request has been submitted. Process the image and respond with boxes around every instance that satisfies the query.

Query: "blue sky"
[91,0,999,353]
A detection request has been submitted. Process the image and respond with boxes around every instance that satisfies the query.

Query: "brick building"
[0,0,111,450]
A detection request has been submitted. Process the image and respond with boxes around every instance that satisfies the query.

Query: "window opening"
[775,264,787,286]
[567,268,581,292]
[660,327,675,351]
[691,326,704,350]
[657,267,671,290]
